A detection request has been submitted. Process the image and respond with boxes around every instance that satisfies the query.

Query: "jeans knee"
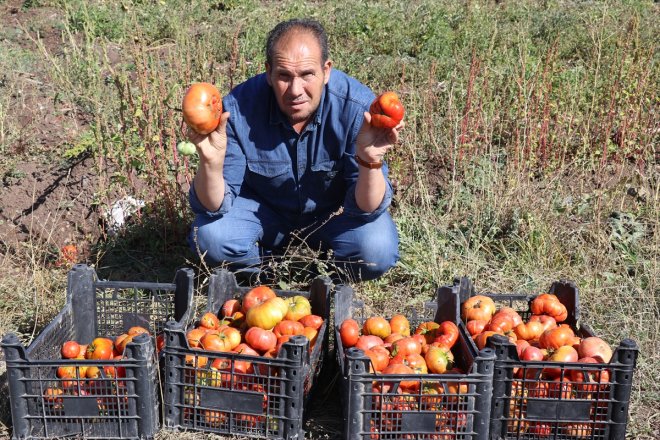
[189,221,258,266]
[335,231,399,281]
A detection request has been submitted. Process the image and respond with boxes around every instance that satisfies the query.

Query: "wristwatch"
[355,154,383,169]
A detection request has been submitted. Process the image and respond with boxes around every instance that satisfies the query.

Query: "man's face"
[266,31,331,130]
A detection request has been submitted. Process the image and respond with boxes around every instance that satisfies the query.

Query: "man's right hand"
[188,111,231,165]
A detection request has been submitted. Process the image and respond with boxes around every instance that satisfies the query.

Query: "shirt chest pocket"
[246,160,292,192]
[308,159,345,196]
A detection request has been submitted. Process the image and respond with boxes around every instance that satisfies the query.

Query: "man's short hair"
[266,18,329,66]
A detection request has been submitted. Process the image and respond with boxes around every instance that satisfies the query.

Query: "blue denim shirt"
[189,69,394,224]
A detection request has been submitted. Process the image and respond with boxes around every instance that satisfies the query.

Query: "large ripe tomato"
[221,299,241,318]
[577,337,613,363]
[242,286,277,313]
[127,326,150,336]
[425,345,454,374]
[382,362,418,392]
[466,319,487,337]
[199,312,220,330]
[529,314,558,332]
[339,318,360,348]
[284,295,312,321]
[487,312,516,333]
[544,345,579,378]
[362,316,391,339]
[355,335,384,351]
[414,321,440,345]
[302,326,318,348]
[200,330,235,352]
[273,320,305,338]
[245,327,277,353]
[298,314,323,330]
[432,321,459,349]
[389,314,411,336]
[364,345,390,373]
[86,337,114,360]
[246,297,287,330]
[531,293,568,322]
[182,82,223,135]
[61,340,81,359]
[570,357,610,396]
[186,328,206,348]
[514,321,545,341]
[390,337,422,357]
[474,330,499,350]
[404,353,428,374]
[461,295,496,322]
[369,91,404,129]
[539,326,575,350]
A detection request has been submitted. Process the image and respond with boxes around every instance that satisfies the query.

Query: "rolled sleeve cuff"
[189,184,233,217]
[342,180,393,220]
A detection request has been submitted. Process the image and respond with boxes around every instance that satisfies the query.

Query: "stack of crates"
[333,284,496,440]
[161,268,332,439]
[437,277,639,440]
[2,264,194,439]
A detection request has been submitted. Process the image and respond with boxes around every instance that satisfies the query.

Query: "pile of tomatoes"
[462,293,613,436]
[338,315,476,437]
[180,286,324,428]
[44,325,156,413]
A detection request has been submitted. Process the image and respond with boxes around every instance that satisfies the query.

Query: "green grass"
[0,0,658,438]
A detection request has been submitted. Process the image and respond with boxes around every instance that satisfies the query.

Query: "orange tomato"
[369,91,405,129]
[182,82,223,135]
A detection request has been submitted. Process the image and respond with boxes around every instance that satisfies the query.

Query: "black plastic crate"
[334,284,496,439]
[162,268,332,439]
[440,277,639,440]
[1,264,195,439]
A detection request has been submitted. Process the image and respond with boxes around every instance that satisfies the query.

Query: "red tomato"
[242,286,277,313]
[514,321,545,341]
[365,345,390,373]
[369,91,404,128]
[245,327,277,353]
[529,314,558,332]
[355,335,384,351]
[466,319,487,337]
[461,295,496,322]
[273,320,305,338]
[539,326,575,350]
[61,340,80,359]
[200,330,235,352]
[544,345,579,378]
[425,345,454,374]
[127,326,150,336]
[390,337,422,357]
[199,312,220,330]
[531,293,568,322]
[221,299,241,317]
[86,337,114,360]
[339,318,360,348]
[298,314,323,330]
[382,363,418,392]
[577,337,613,363]
[186,328,206,348]
[432,321,459,349]
[414,321,440,344]
[182,82,223,135]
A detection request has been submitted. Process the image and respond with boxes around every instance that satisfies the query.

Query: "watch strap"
[355,154,383,169]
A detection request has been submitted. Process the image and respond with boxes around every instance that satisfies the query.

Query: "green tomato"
[177,141,196,156]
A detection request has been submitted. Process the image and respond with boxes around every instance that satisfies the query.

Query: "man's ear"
[265,62,272,86]
[323,60,333,85]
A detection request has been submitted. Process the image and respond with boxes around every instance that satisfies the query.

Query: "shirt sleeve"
[340,110,394,220]
[188,103,247,218]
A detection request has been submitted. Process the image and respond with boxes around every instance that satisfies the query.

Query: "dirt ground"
[0,1,104,261]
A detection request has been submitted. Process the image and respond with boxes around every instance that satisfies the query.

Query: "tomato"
[564,423,593,438]
[539,326,575,350]
[389,314,410,336]
[497,307,524,327]
[355,335,384,351]
[200,312,220,330]
[515,339,531,358]
[544,345,579,378]
[414,321,440,344]
[182,82,222,135]
[404,353,428,374]
[245,327,277,353]
[221,299,241,318]
[186,328,206,348]
[487,312,516,333]
[242,286,277,313]
[246,296,287,330]
[514,321,545,341]
[339,318,360,348]
[433,321,459,349]
[86,337,114,360]
[115,334,134,354]
[461,295,496,322]
[425,345,454,374]
[466,319,487,337]
[156,333,165,353]
[369,91,404,129]
[382,363,418,392]
[577,337,613,363]
[302,326,318,347]
[365,345,390,372]
[474,330,499,350]
[61,340,81,359]
[570,357,610,396]
[530,293,568,322]
[548,377,574,399]
[362,316,391,339]
[127,326,149,336]
[273,320,305,338]
[200,330,235,352]
[284,295,312,321]
[527,422,551,436]
[390,337,422,357]
[298,314,323,330]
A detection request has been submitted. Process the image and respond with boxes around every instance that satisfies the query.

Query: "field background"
[0,0,657,438]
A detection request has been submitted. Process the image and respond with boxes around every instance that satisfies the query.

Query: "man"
[187,18,402,282]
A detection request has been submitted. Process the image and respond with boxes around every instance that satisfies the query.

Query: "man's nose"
[288,77,304,96]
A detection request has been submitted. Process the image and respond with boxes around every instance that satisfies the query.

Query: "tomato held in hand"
[369,91,404,129]
[182,82,223,135]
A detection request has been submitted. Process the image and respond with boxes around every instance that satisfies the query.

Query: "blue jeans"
[189,196,399,281]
